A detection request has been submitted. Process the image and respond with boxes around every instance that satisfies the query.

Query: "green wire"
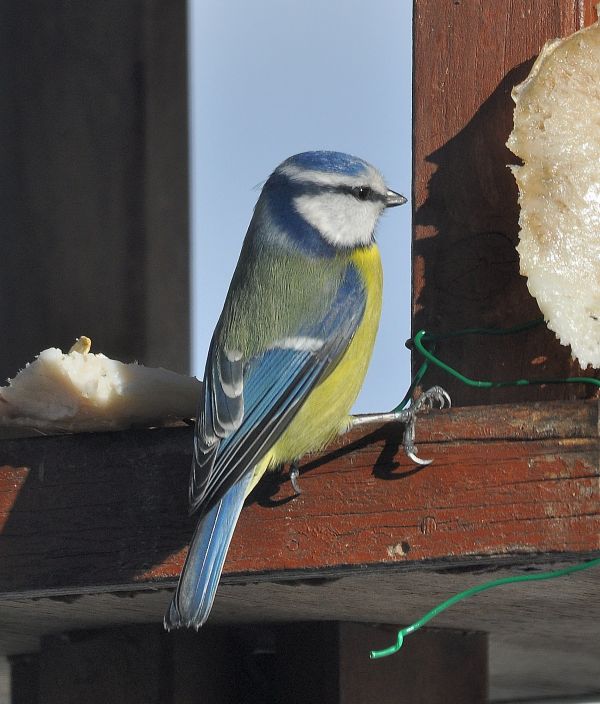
[370,557,600,659]
[372,319,600,659]
[421,316,545,340]
[395,317,599,413]
[413,328,600,390]
[393,357,430,411]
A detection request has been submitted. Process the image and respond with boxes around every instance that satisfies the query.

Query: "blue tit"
[165,151,407,630]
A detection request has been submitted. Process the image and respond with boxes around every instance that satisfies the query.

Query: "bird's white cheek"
[293,194,380,247]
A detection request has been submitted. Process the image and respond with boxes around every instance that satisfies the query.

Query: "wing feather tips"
[188,264,366,519]
[190,344,245,511]
[212,347,244,434]
[163,598,184,631]
[165,474,251,630]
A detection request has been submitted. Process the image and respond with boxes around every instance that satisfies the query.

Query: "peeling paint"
[387,542,410,558]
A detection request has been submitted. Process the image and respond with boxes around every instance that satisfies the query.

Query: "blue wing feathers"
[197,350,319,510]
[165,472,252,630]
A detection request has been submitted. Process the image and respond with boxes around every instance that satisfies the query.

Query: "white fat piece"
[507,17,600,367]
[282,164,388,248]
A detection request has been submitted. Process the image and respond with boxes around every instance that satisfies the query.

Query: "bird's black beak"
[385,189,407,208]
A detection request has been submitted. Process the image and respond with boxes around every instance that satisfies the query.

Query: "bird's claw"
[395,386,450,466]
[349,386,450,466]
[289,462,302,495]
[406,450,433,467]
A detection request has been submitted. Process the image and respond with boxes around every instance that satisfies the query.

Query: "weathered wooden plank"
[581,0,598,27]
[0,428,192,595]
[142,0,190,373]
[0,566,597,699]
[0,0,189,381]
[0,401,597,596]
[413,0,600,405]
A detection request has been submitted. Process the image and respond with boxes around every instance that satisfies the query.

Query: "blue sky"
[189,0,412,413]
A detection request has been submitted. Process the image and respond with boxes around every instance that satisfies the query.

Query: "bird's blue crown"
[280,151,369,177]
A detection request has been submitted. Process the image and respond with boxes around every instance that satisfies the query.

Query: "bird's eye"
[354,186,372,201]
[347,185,378,202]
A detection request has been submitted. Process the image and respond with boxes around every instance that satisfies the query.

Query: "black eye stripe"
[286,179,386,204]
[338,185,386,204]
[311,183,385,203]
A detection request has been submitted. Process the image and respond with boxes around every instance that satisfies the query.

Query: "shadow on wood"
[8,623,487,704]
[413,0,600,407]
[0,429,194,595]
[414,62,600,406]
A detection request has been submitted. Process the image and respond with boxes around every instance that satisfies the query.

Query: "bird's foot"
[289,461,302,495]
[352,386,450,466]
[395,386,451,465]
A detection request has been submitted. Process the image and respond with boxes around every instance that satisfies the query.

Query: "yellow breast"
[259,244,383,475]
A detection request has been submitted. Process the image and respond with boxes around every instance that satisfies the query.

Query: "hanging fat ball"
[507,9,600,368]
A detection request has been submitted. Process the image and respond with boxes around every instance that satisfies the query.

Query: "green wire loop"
[413,327,600,390]
[372,319,600,659]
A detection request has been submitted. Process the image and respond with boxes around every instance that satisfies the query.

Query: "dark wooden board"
[0,401,597,596]
[0,0,189,380]
[17,623,486,704]
[0,567,597,701]
[0,400,598,698]
[412,0,600,405]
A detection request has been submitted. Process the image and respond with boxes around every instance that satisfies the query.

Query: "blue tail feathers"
[164,474,252,630]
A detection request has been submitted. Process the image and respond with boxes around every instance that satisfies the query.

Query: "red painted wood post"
[412,0,600,406]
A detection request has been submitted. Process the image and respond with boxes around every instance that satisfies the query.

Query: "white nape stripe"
[280,163,385,191]
[275,336,324,352]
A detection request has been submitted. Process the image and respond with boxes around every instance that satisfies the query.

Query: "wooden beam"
[142,0,190,373]
[412,0,600,406]
[0,0,189,380]
[0,563,597,699]
[0,400,597,597]
[581,0,599,28]
[0,401,597,698]
[11,623,487,704]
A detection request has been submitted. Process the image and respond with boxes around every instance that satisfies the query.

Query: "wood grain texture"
[581,0,599,27]
[0,0,189,381]
[413,0,600,406]
[0,400,597,597]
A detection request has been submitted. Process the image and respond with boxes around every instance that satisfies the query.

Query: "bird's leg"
[289,461,302,495]
[351,386,451,466]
